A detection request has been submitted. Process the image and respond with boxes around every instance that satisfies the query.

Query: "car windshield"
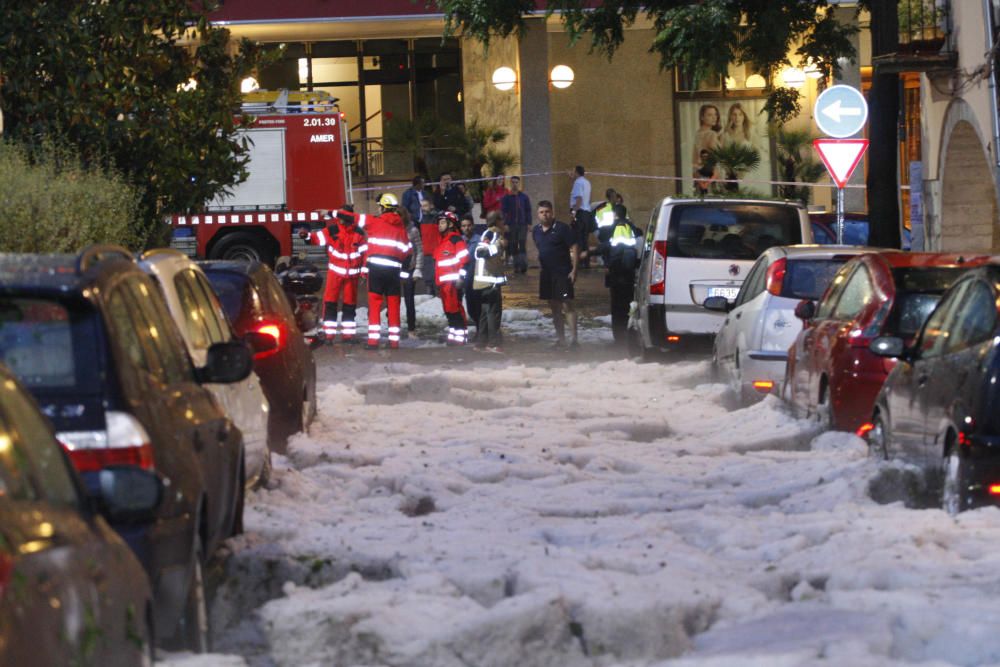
[0,298,101,393]
[782,258,853,300]
[670,204,802,260]
[202,271,250,324]
[810,220,869,245]
[885,267,970,338]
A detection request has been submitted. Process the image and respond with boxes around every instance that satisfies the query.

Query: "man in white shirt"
[569,165,592,214]
[569,165,593,267]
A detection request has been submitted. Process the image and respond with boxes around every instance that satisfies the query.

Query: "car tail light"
[254,321,285,360]
[666,335,681,343]
[856,422,875,438]
[765,258,787,297]
[752,380,774,393]
[989,484,1000,496]
[649,241,668,295]
[58,411,155,474]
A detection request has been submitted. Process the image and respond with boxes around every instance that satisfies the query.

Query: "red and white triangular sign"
[813,139,869,189]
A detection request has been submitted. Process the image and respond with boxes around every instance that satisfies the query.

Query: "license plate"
[708,287,739,300]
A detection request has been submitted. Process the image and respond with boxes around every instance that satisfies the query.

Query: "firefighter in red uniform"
[433,212,470,345]
[299,210,367,343]
[330,194,412,349]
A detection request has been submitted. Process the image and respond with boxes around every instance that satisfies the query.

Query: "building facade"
[211,1,865,227]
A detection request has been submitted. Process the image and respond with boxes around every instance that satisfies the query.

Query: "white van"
[631,198,813,354]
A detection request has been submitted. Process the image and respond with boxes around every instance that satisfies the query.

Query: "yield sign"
[813,139,869,189]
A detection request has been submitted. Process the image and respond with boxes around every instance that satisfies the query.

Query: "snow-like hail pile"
[167,352,1000,667]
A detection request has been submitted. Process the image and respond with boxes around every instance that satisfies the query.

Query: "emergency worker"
[299,210,367,342]
[599,204,643,344]
[331,193,412,349]
[592,188,619,252]
[433,212,470,345]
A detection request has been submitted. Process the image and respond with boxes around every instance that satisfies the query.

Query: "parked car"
[705,245,873,402]
[630,198,813,355]
[809,211,913,250]
[0,362,158,666]
[200,260,317,448]
[784,251,989,433]
[0,246,249,650]
[140,249,273,488]
[867,264,1000,513]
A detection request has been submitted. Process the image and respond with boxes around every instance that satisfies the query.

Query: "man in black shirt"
[531,200,579,348]
[433,172,470,218]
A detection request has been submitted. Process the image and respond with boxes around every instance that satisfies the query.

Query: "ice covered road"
[170,343,1000,667]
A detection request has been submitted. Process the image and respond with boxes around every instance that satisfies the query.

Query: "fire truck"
[169,90,353,265]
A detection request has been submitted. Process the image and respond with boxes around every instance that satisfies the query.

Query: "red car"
[784,251,988,433]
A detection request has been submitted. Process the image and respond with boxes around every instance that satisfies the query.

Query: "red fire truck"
[169,90,353,264]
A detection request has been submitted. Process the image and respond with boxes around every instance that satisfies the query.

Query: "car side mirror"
[869,336,908,359]
[96,467,163,524]
[244,330,279,358]
[794,299,816,321]
[198,340,253,384]
[702,296,732,312]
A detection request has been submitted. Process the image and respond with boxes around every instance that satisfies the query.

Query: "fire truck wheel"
[212,232,276,265]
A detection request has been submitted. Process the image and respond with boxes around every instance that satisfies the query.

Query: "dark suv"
[0,246,249,650]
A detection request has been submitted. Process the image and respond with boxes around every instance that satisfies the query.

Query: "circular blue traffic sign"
[814,85,868,138]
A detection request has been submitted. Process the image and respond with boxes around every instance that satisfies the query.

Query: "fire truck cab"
[169,90,352,265]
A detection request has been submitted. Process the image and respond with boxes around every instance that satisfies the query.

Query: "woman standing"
[692,104,722,179]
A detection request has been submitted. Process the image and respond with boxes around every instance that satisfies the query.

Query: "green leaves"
[435,0,858,123]
[0,0,265,244]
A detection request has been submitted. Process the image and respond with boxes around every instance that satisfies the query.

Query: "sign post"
[813,85,870,244]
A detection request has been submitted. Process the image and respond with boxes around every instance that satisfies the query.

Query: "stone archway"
[940,120,1000,252]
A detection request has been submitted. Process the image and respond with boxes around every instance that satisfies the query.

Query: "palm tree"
[708,142,761,192]
[774,128,826,204]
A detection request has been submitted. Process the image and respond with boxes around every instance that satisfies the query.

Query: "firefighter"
[331,194,412,349]
[433,212,470,345]
[299,210,367,343]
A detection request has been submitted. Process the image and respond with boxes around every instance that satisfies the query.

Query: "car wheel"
[177,535,210,652]
[816,383,834,431]
[258,449,272,489]
[868,411,889,460]
[231,461,245,537]
[942,449,969,515]
[211,232,276,266]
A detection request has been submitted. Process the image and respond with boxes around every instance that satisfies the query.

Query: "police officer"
[599,204,643,344]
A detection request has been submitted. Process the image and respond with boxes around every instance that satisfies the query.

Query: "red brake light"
[856,422,875,438]
[752,380,774,393]
[765,258,787,297]
[666,335,681,343]
[989,484,1000,496]
[254,322,285,360]
[650,240,668,295]
[58,412,155,474]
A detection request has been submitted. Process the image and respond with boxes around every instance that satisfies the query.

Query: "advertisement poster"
[677,98,773,196]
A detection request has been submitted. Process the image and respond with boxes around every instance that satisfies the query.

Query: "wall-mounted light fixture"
[781,67,806,88]
[804,61,823,79]
[241,77,260,94]
[549,65,575,89]
[745,73,766,90]
[492,67,517,91]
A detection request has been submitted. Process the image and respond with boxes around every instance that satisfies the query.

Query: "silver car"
[704,245,873,403]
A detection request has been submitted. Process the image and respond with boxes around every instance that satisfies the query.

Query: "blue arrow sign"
[814,85,868,138]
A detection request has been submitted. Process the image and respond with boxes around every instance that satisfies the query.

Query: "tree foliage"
[0,1,265,241]
[434,0,858,121]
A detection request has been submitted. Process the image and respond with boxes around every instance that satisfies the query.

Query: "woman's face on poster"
[701,106,719,127]
[729,106,745,125]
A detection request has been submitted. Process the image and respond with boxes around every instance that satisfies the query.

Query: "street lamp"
[549,65,575,89]
[492,67,517,92]
[241,77,260,94]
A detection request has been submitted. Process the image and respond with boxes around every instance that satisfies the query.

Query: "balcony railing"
[898,0,948,53]
[872,0,956,73]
